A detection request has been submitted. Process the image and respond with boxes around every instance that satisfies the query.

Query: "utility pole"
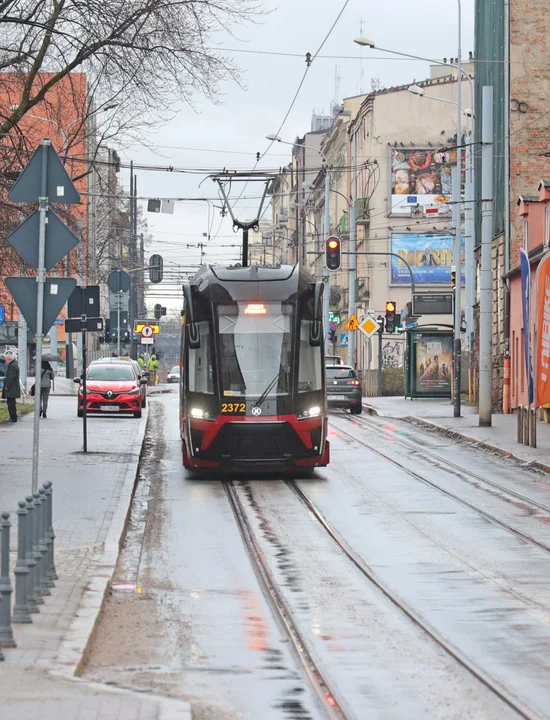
[348,130,358,367]
[479,86,494,426]
[324,166,331,354]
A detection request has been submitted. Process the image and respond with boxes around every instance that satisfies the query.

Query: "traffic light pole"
[348,201,357,367]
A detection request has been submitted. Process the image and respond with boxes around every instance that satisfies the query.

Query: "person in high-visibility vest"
[147,354,159,386]
[138,355,145,370]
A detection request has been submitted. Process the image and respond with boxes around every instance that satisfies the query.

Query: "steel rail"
[331,415,550,558]
[223,480,349,720]
[353,413,550,517]
[284,472,538,720]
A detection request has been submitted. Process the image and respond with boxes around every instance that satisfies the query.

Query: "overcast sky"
[119,0,475,309]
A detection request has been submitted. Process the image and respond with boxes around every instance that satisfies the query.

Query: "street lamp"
[266,133,333,353]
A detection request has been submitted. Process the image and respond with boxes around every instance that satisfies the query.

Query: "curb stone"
[362,400,550,475]
[53,406,150,677]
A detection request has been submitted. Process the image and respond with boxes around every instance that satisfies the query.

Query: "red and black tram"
[179,264,329,471]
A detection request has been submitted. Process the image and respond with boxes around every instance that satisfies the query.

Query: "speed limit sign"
[141,325,154,339]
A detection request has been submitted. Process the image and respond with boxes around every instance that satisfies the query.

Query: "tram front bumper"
[185,415,328,468]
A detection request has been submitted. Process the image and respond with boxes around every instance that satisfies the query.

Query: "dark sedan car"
[326,365,363,414]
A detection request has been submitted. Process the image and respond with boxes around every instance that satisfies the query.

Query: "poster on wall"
[390,148,460,215]
[391,233,465,285]
[414,332,453,397]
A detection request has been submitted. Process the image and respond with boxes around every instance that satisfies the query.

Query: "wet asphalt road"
[85,393,550,719]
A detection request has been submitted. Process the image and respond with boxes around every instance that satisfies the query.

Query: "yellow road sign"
[358,316,380,339]
[344,314,359,331]
[135,322,160,334]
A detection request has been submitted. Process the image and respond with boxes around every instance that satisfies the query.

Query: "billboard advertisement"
[414,332,453,397]
[391,233,465,285]
[390,147,459,215]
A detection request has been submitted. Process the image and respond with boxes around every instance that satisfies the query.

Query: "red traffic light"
[325,236,341,271]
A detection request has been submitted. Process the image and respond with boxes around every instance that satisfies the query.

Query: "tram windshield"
[217,302,292,397]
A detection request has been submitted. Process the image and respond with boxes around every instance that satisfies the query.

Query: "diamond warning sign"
[358,316,380,339]
[344,314,359,331]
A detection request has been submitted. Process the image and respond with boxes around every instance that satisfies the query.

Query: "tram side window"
[298,320,323,393]
[187,321,213,394]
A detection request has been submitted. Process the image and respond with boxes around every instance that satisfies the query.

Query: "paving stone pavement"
[0,397,191,719]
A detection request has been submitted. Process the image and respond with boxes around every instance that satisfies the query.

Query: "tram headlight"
[301,406,321,418]
[190,407,209,419]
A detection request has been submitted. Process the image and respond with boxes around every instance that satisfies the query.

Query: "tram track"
[284,478,537,720]
[223,479,349,720]
[349,412,550,517]
[330,413,550,558]
[226,473,538,719]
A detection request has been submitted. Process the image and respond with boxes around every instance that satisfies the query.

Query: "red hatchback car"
[76,363,146,418]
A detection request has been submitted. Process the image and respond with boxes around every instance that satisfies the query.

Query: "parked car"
[166,365,181,383]
[326,365,363,414]
[90,357,147,407]
[325,355,344,366]
[75,362,147,418]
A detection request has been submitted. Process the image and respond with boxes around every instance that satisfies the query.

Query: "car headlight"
[127,387,141,396]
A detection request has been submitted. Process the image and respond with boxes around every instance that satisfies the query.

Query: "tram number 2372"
[221,403,246,414]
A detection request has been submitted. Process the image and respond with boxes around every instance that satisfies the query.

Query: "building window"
[520,329,525,394]
[546,206,550,247]
[523,219,529,249]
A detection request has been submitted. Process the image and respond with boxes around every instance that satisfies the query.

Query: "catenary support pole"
[377,326,383,396]
[479,86,494,426]
[32,140,49,494]
[82,325,88,452]
[324,166,331,355]
[348,199,357,367]
[465,138,475,352]
[451,164,461,417]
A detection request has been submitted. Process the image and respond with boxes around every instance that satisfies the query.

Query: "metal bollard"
[523,406,530,446]
[38,487,50,596]
[531,407,537,449]
[43,482,56,584]
[25,496,39,614]
[0,513,16,647]
[13,501,32,624]
[32,492,45,604]
[517,405,523,444]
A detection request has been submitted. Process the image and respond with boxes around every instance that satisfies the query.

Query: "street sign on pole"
[68,286,100,318]
[6,140,80,492]
[8,210,79,272]
[358,316,380,339]
[65,317,104,333]
[107,270,131,293]
[344,314,359,331]
[5,277,76,335]
[141,325,154,339]
[9,142,81,204]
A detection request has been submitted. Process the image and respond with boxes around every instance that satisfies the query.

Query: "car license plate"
[100,405,119,412]
[327,394,346,400]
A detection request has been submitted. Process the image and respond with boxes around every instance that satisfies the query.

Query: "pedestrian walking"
[147,354,159,386]
[39,360,55,418]
[138,355,145,370]
[2,351,20,423]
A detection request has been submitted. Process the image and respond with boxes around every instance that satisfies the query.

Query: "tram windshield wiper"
[253,365,289,409]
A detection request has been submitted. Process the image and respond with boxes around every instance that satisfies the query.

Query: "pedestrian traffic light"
[325,236,341,271]
[385,301,397,333]
[328,326,336,343]
[451,269,456,291]
[154,303,162,320]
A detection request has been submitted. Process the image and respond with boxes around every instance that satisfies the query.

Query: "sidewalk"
[0,397,191,719]
[362,396,550,470]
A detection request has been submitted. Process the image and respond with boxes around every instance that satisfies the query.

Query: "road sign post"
[65,315,103,453]
[7,140,79,492]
